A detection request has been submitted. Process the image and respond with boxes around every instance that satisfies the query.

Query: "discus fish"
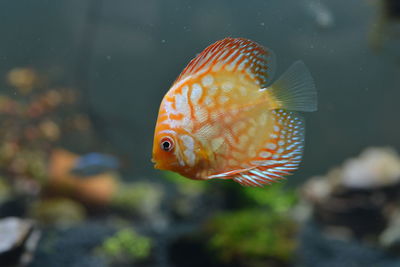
[152,38,317,186]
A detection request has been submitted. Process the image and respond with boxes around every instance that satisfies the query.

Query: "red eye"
[160,136,174,152]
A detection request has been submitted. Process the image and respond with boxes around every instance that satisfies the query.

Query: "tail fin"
[269,61,317,112]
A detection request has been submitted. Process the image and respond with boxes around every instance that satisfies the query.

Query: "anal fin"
[232,109,305,187]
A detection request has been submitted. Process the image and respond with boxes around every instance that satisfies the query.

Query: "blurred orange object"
[6,68,38,94]
[46,149,118,206]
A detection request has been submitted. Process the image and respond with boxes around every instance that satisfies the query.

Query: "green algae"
[97,228,152,262]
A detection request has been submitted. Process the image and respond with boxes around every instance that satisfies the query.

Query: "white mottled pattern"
[249,118,257,126]
[222,81,233,92]
[239,86,247,96]
[229,53,244,69]
[209,85,218,95]
[218,95,229,104]
[232,121,245,135]
[163,99,178,115]
[181,135,195,167]
[233,109,306,186]
[211,112,219,121]
[201,74,214,87]
[258,113,268,126]
[230,107,239,116]
[204,96,213,105]
[248,144,256,157]
[212,62,223,72]
[259,151,272,158]
[239,135,249,145]
[248,126,256,136]
[228,159,238,166]
[177,156,185,166]
[225,63,234,71]
[232,123,241,134]
[224,131,235,145]
[184,149,195,167]
[195,108,208,123]
[175,85,189,114]
[211,137,224,151]
[190,83,203,104]
[232,151,242,159]
[266,143,277,150]
[224,116,233,124]
[181,135,194,150]
[172,85,194,129]
[237,59,248,71]
[197,124,216,137]
[223,49,239,71]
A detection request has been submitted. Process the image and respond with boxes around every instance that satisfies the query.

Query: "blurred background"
[1,0,400,266]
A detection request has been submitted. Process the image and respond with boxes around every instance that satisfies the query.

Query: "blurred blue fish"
[70,153,120,177]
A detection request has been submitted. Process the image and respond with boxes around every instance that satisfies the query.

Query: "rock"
[341,147,400,189]
[0,217,33,253]
[380,208,400,252]
[298,220,400,267]
[0,217,40,266]
[300,147,400,240]
[30,221,113,267]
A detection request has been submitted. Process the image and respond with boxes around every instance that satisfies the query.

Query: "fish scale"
[152,37,317,187]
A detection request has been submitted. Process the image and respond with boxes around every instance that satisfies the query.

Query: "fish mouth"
[153,163,161,170]
[151,158,180,171]
[151,158,160,169]
[151,157,167,170]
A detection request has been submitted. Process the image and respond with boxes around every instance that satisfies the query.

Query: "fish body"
[152,38,317,186]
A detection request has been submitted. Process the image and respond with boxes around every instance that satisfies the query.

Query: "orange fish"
[152,38,317,186]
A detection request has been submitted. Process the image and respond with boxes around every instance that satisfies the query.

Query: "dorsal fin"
[174,38,276,87]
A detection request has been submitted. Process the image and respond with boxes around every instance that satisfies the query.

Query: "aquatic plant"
[206,209,298,264]
[111,182,164,217]
[241,183,297,212]
[163,171,212,219]
[29,198,86,226]
[97,228,152,263]
[0,178,11,203]
[202,183,299,265]
[164,171,207,196]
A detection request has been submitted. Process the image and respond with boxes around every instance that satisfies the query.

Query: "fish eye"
[160,136,174,152]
